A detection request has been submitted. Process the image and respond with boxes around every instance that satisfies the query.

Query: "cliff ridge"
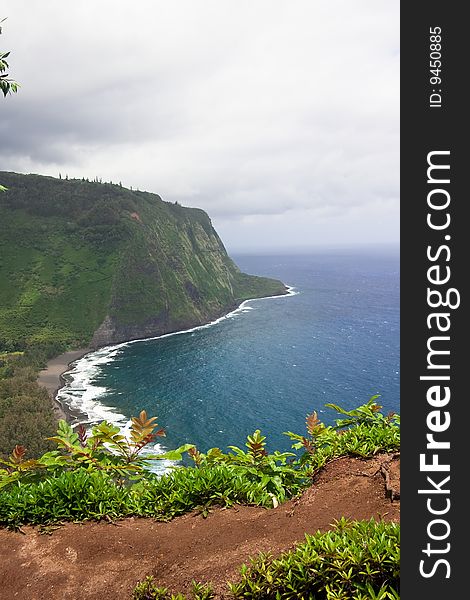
[0,172,287,351]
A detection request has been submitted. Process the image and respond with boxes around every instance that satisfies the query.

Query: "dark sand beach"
[37,349,91,421]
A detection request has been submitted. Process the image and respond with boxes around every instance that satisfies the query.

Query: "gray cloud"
[1,0,399,251]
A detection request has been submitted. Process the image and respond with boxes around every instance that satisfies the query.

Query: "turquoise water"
[58,249,399,458]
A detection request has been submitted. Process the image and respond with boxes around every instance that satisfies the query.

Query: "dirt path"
[0,454,400,600]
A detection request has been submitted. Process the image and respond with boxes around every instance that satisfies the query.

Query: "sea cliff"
[0,172,287,351]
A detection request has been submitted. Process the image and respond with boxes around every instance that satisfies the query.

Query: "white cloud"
[1,0,399,251]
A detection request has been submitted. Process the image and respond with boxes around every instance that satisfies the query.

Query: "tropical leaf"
[145,443,196,462]
[9,444,26,464]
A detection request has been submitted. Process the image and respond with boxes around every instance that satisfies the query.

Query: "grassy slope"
[0,172,286,350]
[0,208,117,347]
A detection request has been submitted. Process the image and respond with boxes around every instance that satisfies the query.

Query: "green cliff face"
[0,172,287,350]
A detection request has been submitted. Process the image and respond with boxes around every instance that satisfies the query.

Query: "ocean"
[57,249,399,465]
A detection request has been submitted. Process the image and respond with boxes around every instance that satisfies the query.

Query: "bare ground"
[0,453,400,600]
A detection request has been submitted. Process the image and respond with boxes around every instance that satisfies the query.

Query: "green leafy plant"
[190,581,214,600]
[284,410,337,464]
[228,518,400,599]
[325,395,400,429]
[284,396,400,473]
[47,411,168,472]
[0,411,194,490]
[0,460,302,527]
[188,430,305,507]
[0,443,44,487]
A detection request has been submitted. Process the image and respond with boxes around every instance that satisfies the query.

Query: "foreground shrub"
[0,470,132,525]
[285,396,400,473]
[187,429,306,507]
[229,518,400,599]
[0,460,304,527]
[132,519,400,600]
[136,460,304,519]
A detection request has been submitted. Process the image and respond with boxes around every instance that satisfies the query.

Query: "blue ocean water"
[57,249,399,459]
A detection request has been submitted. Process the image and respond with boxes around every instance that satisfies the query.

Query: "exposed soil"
[0,453,400,600]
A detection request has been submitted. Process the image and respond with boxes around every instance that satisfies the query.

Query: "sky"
[1,1,399,253]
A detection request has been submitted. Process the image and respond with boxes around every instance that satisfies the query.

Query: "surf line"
[100,284,298,354]
[63,284,298,368]
[56,284,299,422]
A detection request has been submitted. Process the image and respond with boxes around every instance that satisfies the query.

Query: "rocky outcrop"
[90,303,236,348]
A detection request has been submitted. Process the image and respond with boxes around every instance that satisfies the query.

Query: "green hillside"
[0,172,287,351]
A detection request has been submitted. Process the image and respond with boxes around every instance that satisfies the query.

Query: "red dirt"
[0,454,400,600]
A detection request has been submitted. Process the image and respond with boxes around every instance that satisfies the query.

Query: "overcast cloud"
[1,0,399,252]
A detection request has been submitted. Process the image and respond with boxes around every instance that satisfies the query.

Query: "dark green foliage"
[0,341,67,458]
[135,462,302,519]
[229,518,400,599]
[0,470,133,524]
[0,393,55,459]
[0,462,301,527]
[0,171,286,350]
[188,430,306,507]
[15,340,68,370]
[0,366,56,459]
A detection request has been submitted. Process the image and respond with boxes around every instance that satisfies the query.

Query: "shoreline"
[37,349,92,423]
[38,286,295,424]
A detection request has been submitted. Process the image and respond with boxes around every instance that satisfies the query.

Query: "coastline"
[37,349,92,422]
[38,286,295,424]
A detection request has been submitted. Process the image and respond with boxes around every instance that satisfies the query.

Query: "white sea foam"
[56,286,298,474]
[57,346,127,426]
